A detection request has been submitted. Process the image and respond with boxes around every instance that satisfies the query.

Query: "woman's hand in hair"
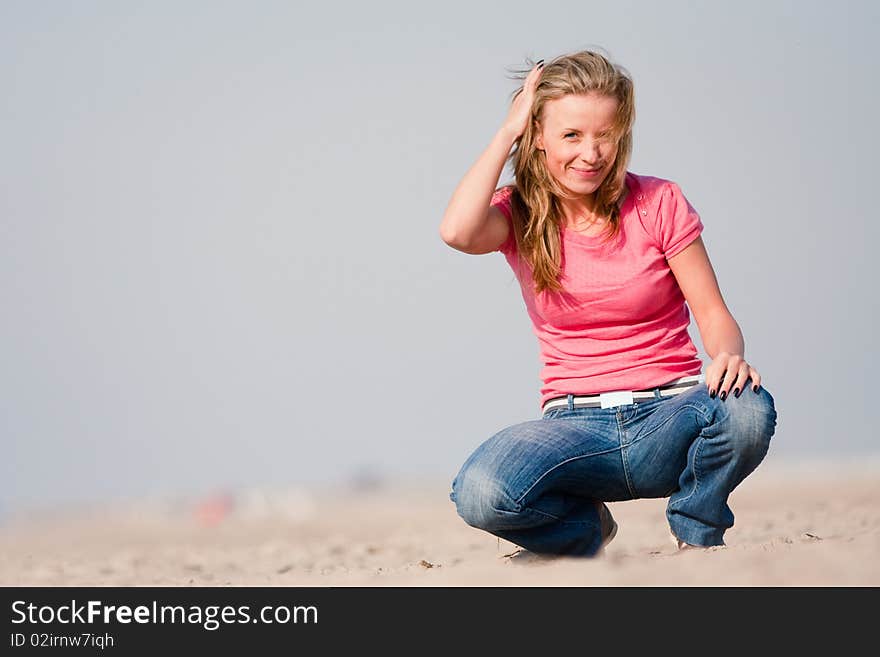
[502,60,544,140]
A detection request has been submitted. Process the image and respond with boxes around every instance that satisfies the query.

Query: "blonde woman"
[440,50,777,557]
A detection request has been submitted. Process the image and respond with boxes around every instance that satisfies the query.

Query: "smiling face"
[534,92,621,205]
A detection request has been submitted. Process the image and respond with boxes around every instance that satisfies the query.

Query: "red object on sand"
[194,493,234,527]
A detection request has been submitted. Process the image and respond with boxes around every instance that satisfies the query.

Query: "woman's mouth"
[570,166,602,178]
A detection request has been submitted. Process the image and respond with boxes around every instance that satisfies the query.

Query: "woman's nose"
[580,140,601,163]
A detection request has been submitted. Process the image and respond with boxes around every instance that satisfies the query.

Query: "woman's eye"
[564,133,577,139]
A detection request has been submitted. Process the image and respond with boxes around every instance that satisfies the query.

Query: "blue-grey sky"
[2,0,877,512]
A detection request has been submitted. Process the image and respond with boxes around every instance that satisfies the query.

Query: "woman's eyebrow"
[560,127,613,133]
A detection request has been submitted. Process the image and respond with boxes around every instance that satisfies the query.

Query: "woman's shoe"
[596,502,618,554]
[502,502,618,561]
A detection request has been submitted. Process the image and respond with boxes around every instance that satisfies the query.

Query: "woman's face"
[534,92,620,200]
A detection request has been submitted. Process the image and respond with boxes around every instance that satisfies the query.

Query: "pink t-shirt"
[491,171,704,409]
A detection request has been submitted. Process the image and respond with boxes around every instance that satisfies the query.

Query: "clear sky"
[2,0,877,512]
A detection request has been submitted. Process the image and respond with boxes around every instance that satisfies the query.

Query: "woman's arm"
[438,126,517,251]
[668,236,762,397]
[666,236,740,358]
[699,312,745,361]
[439,61,544,251]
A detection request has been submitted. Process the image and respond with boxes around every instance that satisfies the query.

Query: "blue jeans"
[449,379,777,556]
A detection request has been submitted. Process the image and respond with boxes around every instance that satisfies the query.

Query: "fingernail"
[752,385,759,392]
[536,59,544,67]
[734,388,741,398]
[709,390,716,398]
[720,391,727,400]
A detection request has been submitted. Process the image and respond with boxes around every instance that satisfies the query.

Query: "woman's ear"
[535,124,544,151]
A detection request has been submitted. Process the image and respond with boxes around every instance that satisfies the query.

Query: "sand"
[2,460,878,586]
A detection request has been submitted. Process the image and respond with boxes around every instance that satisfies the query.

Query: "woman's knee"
[450,461,521,531]
[722,382,777,462]
[449,422,545,528]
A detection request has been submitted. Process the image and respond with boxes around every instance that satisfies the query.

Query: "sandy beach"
[2,460,878,587]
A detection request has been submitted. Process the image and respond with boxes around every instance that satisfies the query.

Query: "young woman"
[439,50,778,557]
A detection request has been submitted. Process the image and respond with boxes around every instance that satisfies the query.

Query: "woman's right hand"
[501,60,545,139]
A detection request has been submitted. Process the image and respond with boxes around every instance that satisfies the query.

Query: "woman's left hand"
[706,352,762,399]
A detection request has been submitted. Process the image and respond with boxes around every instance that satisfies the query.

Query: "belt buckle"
[599,390,634,409]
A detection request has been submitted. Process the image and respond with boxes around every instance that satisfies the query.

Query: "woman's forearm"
[439,126,518,246]
[700,311,745,360]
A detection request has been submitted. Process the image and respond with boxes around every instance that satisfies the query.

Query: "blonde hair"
[503,49,635,295]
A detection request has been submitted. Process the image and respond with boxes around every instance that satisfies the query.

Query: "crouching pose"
[440,50,777,557]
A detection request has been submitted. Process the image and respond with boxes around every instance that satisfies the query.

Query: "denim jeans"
[449,379,777,556]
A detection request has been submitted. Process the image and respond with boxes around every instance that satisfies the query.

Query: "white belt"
[542,374,706,413]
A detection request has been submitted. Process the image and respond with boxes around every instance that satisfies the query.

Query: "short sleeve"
[656,182,703,259]
[490,186,517,255]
